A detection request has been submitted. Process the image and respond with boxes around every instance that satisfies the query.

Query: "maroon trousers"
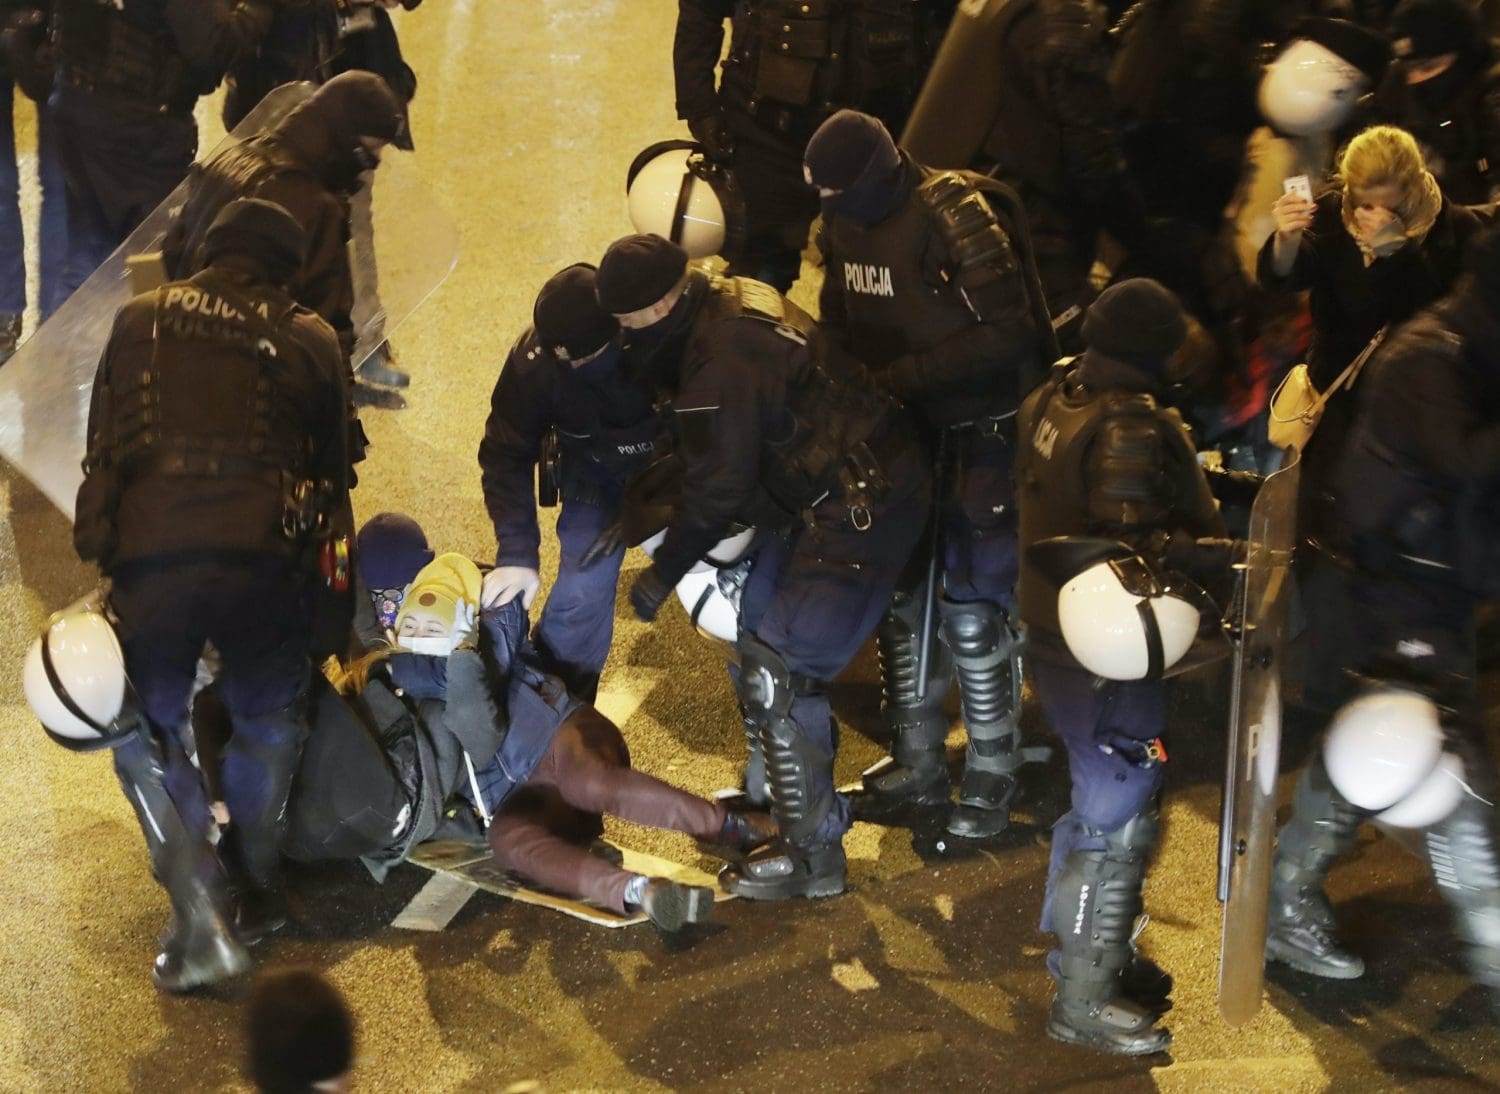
[487,706,727,912]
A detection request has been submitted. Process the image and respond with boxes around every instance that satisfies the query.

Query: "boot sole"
[1045,1017,1172,1057]
[1265,937,1365,980]
[645,885,714,932]
[946,805,1012,839]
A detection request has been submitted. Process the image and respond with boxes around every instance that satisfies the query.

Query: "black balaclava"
[279,71,403,191]
[803,109,908,227]
[200,197,308,287]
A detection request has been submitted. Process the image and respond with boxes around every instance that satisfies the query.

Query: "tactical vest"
[1014,362,1217,634]
[721,0,919,124]
[692,276,896,519]
[173,138,314,276]
[54,0,204,113]
[824,168,1023,422]
[101,275,311,485]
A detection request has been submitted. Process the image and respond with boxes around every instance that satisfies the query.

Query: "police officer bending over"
[595,234,930,899]
[1015,280,1231,1054]
[73,198,349,992]
[478,264,659,701]
[805,109,1048,838]
[163,71,406,412]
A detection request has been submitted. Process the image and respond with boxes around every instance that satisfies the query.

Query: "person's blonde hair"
[1336,125,1442,239]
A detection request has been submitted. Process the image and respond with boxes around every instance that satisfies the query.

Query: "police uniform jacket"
[479,330,659,571]
[642,273,902,589]
[1015,350,1224,644]
[816,156,1040,426]
[76,268,347,568]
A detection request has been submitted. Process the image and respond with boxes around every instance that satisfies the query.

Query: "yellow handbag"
[1267,327,1387,452]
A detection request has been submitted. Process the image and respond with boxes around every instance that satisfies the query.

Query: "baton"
[914,429,950,703]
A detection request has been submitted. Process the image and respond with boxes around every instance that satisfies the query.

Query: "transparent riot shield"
[1217,449,1301,1025]
[0,81,458,518]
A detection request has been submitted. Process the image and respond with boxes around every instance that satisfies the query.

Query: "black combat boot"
[941,600,1028,838]
[863,595,953,807]
[1047,813,1172,1056]
[1265,757,1366,979]
[115,739,250,993]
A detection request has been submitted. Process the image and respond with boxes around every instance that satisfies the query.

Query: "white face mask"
[397,635,452,657]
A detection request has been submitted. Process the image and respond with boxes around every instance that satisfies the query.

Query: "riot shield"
[0,81,459,518]
[900,0,1011,170]
[1217,449,1300,1026]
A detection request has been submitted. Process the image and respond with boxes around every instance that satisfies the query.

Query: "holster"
[537,425,561,508]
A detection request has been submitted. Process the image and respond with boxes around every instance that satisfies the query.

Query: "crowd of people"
[13,0,1500,1070]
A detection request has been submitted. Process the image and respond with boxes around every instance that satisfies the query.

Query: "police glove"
[580,522,627,568]
[482,565,541,610]
[1152,531,1246,577]
[629,566,673,623]
[688,111,735,163]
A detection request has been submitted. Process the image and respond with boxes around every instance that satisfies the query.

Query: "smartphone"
[1283,175,1313,202]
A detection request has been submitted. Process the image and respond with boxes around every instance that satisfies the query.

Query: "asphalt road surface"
[1,3,1498,1090]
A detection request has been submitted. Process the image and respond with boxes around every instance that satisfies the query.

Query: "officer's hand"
[688,111,735,163]
[580,522,627,568]
[482,565,541,610]
[629,567,673,623]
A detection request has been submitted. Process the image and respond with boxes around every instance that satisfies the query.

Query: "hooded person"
[162,70,406,411]
[478,262,659,702]
[1372,0,1500,204]
[1013,278,1235,1054]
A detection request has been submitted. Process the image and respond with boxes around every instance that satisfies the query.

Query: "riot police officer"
[478,264,659,701]
[673,0,925,290]
[161,70,406,411]
[73,198,349,989]
[902,0,1158,342]
[1267,231,1500,1015]
[50,0,277,299]
[595,233,930,899]
[803,109,1049,837]
[1015,279,1231,1053]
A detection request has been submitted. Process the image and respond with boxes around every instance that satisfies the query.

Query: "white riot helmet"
[1033,538,1208,681]
[626,140,745,261]
[1258,36,1377,137]
[640,524,756,642]
[23,595,140,751]
[1324,689,1469,828]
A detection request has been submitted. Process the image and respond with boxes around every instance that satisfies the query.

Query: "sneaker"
[356,342,410,388]
[353,378,407,410]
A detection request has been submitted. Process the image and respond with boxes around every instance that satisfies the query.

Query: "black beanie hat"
[804,109,901,193]
[308,71,404,148]
[246,969,354,1093]
[1292,17,1394,84]
[1390,0,1483,62]
[533,263,619,360]
[201,198,307,278]
[1082,279,1187,367]
[595,234,689,315]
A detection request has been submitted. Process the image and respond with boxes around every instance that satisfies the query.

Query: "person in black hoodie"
[1266,229,1500,1019]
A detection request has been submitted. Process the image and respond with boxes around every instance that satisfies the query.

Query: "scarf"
[1343,170,1442,266]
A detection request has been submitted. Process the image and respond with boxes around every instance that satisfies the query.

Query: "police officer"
[50,0,277,299]
[478,264,659,701]
[1267,231,1500,1014]
[162,70,406,411]
[803,110,1048,837]
[673,0,925,291]
[1015,279,1231,1053]
[73,198,349,988]
[902,0,1160,342]
[595,233,930,899]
